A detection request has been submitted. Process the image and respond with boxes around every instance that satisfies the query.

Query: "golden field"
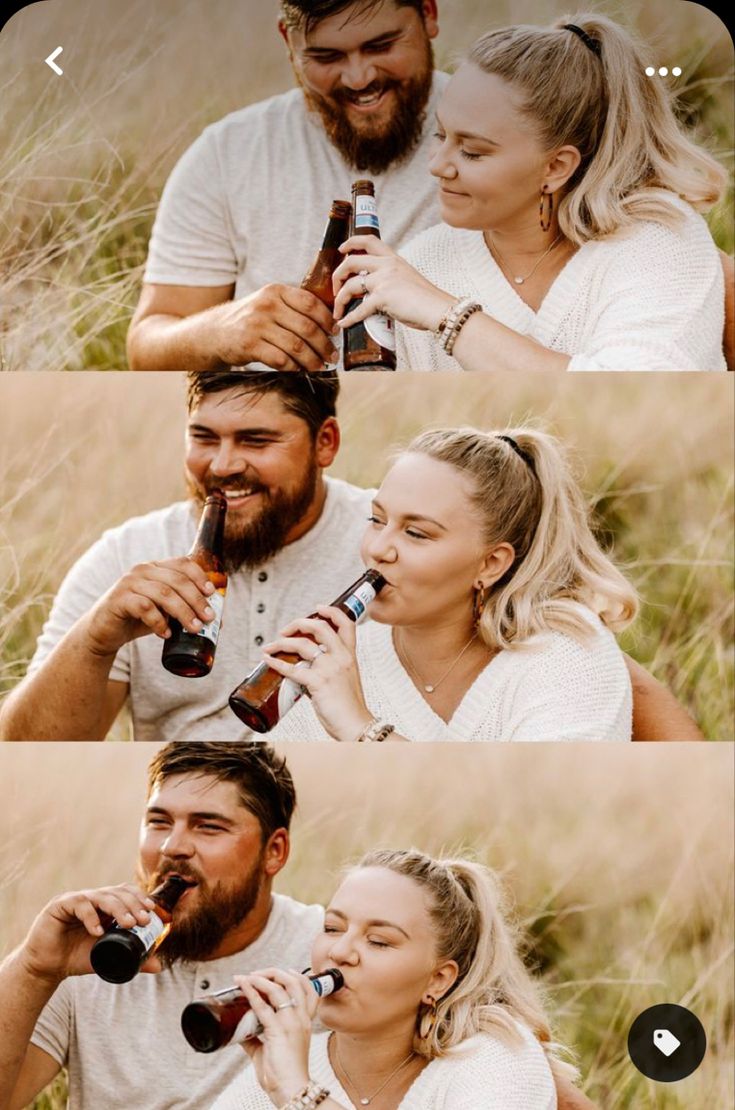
[1,372,732,739]
[0,0,731,370]
[0,742,732,1108]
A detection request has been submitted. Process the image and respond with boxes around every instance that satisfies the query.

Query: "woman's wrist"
[332,709,374,743]
[275,1080,329,1109]
[270,1074,313,1106]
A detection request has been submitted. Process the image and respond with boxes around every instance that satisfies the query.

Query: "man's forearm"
[127,311,228,372]
[0,948,58,1108]
[0,620,116,741]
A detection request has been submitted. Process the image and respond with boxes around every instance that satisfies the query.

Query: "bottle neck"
[151,875,190,914]
[321,213,351,251]
[192,495,226,558]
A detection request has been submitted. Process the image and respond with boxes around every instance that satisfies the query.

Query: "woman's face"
[311,866,457,1036]
[429,62,554,232]
[359,452,496,629]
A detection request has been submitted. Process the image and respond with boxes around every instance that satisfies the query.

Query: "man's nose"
[160,825,195,858]
[209,440,247,477]
[338,55,379,92]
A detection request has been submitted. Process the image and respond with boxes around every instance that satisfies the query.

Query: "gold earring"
[539,187,553,232]
[417,996,438,1042]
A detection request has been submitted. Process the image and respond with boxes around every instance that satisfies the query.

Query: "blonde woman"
[332,14,728,371]
[211,850,569,1109]
[260,427,637,742]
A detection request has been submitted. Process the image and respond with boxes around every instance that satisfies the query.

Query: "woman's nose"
[429,142,458,180]
[328,933,359,964]
[364,527,397,566]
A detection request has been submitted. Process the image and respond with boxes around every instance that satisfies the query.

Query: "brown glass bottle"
[301,199,352,310]
[343,180,397,371]
[228,568,386,732]
[161,491,227,677]
[181,968,344,1053]
[90,875,190,984]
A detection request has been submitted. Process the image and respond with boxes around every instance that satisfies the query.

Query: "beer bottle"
[181,968,344,1053]
[301,199,352,310]
[90,874,191,984]
[343,180,397,371]
[228,568,386,732]
[161,490,227,678]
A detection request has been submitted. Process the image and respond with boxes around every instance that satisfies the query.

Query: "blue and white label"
[342,580,378,622]
[354,194,379,230]
[198,590,225,646]
[129,911,166,950]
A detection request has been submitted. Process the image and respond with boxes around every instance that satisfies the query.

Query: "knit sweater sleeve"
[413,1031,556,1110]
[566,205,725,371]
[501,622,632,741]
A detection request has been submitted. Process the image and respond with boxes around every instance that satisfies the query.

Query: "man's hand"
[127,281,340,371]
[210,284,340,371]
[20,885,159,984]
[83,556,219,658]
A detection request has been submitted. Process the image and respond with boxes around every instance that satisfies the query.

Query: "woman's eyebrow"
[434,112,499,146]
[372,499,448,532]
[326,908,410,939]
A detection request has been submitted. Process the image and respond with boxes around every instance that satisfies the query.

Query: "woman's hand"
[235,967,317,1105]
[262,607,373,742]
[333,235,457,333]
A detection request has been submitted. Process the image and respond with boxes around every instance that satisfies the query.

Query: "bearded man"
[126,0,446,371]
[0,371,370,741]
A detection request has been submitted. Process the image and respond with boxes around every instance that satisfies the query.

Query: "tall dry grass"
[0,0,731,370]
[0,743,732,1108]
[1,372,732,738]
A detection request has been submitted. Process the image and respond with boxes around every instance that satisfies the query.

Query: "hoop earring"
[539,188,553,232]
[472,584,489,628]
[417,996,437,1043]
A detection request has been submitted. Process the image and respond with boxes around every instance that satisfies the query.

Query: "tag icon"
[654,1029,681,1057]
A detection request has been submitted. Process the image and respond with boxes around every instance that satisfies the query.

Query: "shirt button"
[256,602,265,614]
[200,980,210,990]
[254,635,264,646]
[258,571,268,582]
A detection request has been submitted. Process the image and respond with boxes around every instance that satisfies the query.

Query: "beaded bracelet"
[279,1081,329,1109]
[355,718,395,743]
[441,299,482,357]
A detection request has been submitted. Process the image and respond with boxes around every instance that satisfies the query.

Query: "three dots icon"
[646,66,682,77]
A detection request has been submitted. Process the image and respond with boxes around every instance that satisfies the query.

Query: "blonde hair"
[406,427,638,650]
[466,12,727,245]
[353,849,574,1080]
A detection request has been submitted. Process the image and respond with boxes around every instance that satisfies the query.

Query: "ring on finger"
[277,998,297,1011]
[358,268,369,296]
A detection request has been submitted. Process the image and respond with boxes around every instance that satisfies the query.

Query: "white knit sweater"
[397,195,725,371]
[210,1029,557,1109]
[267,607,632,741]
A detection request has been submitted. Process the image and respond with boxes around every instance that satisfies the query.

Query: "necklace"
[333,1035,416,1106]
[397,632,477,694]
[487,233,562,285]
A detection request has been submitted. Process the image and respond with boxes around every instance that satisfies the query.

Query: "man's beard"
[189,452,319,573]
[143,853,265,966]
[296,41,434,175]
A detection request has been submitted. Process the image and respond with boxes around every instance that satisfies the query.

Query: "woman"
[261,426,636,742]
[211,850,568,1109]
[332,14,727,371]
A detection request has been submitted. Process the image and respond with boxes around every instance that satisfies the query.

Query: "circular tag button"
[627,1004,706,1082]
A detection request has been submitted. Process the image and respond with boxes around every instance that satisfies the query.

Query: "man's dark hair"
[280,0,426,36]
[186,370,339,440]
[146,742,297,841]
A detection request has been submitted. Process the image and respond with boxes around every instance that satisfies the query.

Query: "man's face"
[138,773,272,963]
[185,388,327,572]
[283,1,439,174]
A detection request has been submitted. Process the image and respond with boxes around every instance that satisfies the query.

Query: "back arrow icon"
[45,47,64,76]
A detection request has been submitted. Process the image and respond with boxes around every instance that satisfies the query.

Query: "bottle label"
[354,194,379,231]
[312,972,340,997]
[364,311,396,351]
[276,667,308,718]
[129,911,165,951]
[232,1008,264,1044]
[342,580,378,622]
[198,589,225,646]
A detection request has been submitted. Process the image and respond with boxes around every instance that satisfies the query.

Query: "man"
[0,371,371,741]
[0,741,598,1110]
[127,0,446,371]
[0,742,323,1110]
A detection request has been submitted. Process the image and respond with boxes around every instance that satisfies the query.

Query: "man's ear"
[263,828,290,878]
[315,417,341,469]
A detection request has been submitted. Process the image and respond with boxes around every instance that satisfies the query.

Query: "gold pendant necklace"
[487,233,562,285]
[397,632,477,694]
[333,1035,416,1106]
